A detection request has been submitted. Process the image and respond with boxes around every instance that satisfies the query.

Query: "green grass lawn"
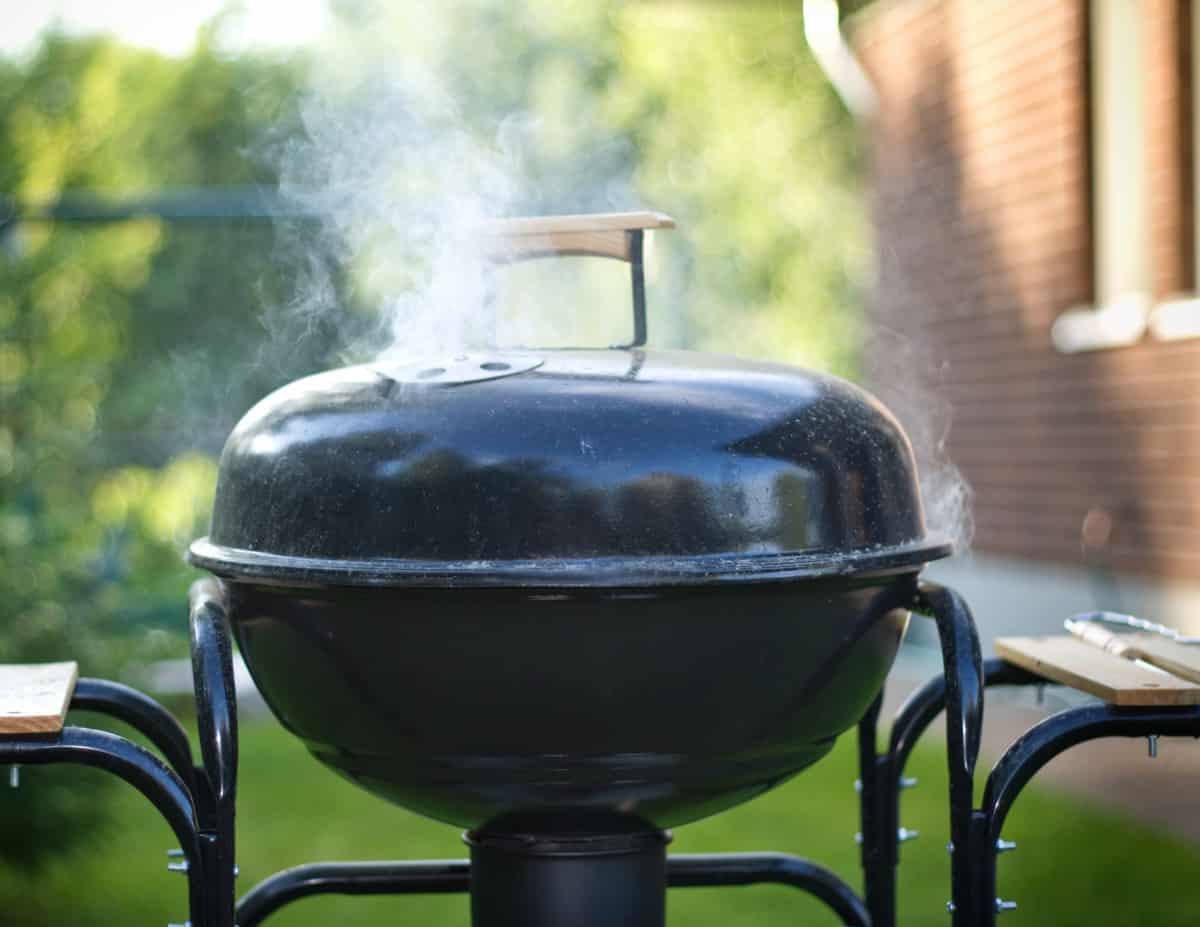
[2,717,1197,926]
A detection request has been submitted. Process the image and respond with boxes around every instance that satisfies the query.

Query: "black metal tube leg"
[190,579,239,927]
[627,229,647,347]
[70,677,200,798]
[914,581,984,926]
[976,703,1200,926]
[0,728,208,924]
[857,694,895,927]
[237,853,872,927]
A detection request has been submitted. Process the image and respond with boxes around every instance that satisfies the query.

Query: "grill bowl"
[212,570,916,829]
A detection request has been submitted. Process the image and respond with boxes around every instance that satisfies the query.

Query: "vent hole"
[480,361,511,372]
[417,367,446,380]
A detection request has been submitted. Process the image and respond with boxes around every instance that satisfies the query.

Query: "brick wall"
[854,0,1200,579]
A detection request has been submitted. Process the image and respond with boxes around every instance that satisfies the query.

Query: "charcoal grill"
[185,212,955,925]
[8,205,1197,927]
[0,212,998,927]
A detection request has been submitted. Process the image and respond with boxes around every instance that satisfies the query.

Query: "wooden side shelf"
[995,636,1200,706]
[0,662,79,734]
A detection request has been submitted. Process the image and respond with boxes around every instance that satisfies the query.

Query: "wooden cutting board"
[0,662,79,734]
[995,636,1200,706]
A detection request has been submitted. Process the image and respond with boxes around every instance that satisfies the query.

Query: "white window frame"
[1145,0,1200,341]
[1052,0,1152,353]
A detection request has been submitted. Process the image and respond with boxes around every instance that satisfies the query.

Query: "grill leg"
[189,579,240,927]
[0,729,208,924]
[857,694,896,927]
[236,852,873,927]
[976,702,1200,926]
[857,581,987,926]
[912,581,985,926]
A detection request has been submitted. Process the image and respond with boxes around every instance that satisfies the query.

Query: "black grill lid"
[189,347,950,587]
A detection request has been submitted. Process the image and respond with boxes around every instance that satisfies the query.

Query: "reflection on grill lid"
[190,348,948,587]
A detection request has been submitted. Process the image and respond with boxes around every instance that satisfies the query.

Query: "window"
[1146,0,1200,340]
[1052,0,1151,353]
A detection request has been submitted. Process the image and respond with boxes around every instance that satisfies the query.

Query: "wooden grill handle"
[482,211,675,264]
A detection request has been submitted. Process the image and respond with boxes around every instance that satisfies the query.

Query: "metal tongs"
[1065,611,1200,682]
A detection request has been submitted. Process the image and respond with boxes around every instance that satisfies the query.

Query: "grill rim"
[187,536,952,588]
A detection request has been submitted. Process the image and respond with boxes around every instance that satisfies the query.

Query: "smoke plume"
[865,326,974,552]
[263,1,973,550]
[268,3,642,365]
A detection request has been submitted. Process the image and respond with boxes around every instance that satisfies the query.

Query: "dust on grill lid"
[188,347,950,587]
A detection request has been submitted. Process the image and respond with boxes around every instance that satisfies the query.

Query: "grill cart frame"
[861,644,1200,926]
[0,577,993,927]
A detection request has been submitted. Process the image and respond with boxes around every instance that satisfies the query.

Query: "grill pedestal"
[466,829,670,927]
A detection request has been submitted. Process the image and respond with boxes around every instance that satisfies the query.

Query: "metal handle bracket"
[481,211,675,348]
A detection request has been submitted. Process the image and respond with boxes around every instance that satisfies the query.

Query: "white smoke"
[265,1,973,550]
[269,2,642,364]
[865,326,974,552]
[276,78,518,362]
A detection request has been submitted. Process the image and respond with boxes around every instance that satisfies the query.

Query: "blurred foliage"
[0,33,351,867]
[0,3,863,867]
[339,0,865,367]
[614,3,866,369]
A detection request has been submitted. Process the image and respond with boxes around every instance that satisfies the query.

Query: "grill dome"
[190,348,948,587]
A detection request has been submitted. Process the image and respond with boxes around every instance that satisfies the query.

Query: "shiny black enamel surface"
[222,572,915,830]
[192,349,946,586]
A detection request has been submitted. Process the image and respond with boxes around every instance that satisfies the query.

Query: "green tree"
[0,2,863,870]
[0,31,351,866]
[327,0,865,369]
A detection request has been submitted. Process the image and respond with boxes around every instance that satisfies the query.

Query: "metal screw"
[898,827,919,843]
[854,832,863,845]
[946,841,955,854]
[900,776,918,789]
[1148,735,1159,758]
[853,779,862,793]
[8,765,18,789]
[996,838,1017,853]
[946,900,956,913]
[996,898,1018,913]
[167,860,189,874]
[233,864,240,879]
[166,848,185,858]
